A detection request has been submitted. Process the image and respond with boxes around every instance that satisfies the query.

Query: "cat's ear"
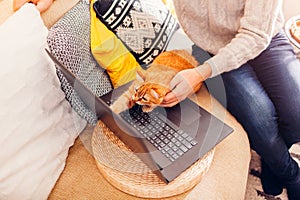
[136,70,146,82]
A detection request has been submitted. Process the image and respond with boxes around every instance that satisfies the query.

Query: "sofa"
[0,0,251,199]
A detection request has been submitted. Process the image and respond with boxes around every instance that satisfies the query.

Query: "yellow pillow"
[90,0,178,88]
[90,0,141,88]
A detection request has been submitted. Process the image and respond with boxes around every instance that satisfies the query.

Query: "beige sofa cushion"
[0,3,86,199]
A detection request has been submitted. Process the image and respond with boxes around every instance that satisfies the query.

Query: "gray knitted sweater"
[173,0,284,77]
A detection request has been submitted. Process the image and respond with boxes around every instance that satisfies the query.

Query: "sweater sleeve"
[207,0,283,77]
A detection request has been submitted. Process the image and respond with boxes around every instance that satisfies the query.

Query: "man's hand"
[13,0,54,13]
[161,63,212,107]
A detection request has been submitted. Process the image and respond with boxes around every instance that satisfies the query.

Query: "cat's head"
[131,71,170,109]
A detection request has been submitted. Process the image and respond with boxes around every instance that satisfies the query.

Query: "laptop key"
[119,106,197,162]
[182,139,193,149]
[179,145,188,153]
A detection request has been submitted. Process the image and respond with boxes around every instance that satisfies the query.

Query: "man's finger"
[171,79,193,102]
[163,91,177,102]
[169,74,182,90]
[161,99,179,107]
[36,0,53,13]
[13,0,30,11]
[161,92,179,107]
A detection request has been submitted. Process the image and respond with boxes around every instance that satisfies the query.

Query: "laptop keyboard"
[119,105,198,162]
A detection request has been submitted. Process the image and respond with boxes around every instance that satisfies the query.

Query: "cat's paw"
[142,105,155,113]
[110,104,121,114]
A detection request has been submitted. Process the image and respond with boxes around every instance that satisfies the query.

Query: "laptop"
[45,49,233,183]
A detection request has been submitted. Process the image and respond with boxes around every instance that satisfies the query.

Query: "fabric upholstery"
[0,4,86,199]
[47,0,113,125]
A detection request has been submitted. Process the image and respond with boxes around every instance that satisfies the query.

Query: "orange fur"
[153,50,198,72]
[110,50,199,113]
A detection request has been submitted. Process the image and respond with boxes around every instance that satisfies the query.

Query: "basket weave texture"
[92,121,215,198]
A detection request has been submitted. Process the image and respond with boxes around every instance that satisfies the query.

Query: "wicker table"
[92,120,215,198]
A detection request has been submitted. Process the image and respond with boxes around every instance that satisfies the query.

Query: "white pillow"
[0,4,86,200]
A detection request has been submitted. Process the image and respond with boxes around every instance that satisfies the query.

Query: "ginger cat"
[110,49,199,114]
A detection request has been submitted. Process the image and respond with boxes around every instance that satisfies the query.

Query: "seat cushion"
[0,4,86,199]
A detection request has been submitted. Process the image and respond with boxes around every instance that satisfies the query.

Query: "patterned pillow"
[47,0,113,125]
[91,0,179,87]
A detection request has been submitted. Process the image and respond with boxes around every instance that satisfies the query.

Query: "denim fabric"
[200,30,300,181]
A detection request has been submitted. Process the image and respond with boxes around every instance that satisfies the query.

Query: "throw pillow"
[47,0,113,125]
[91,0,180,87]
[0,4,86,200]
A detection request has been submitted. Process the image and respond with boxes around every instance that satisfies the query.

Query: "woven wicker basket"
[92,121,215,198]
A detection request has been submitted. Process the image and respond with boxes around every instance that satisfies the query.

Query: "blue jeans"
[199,30,300,181]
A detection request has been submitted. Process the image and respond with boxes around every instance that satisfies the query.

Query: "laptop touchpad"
[165,99,202,126]
[179,101,202,125]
